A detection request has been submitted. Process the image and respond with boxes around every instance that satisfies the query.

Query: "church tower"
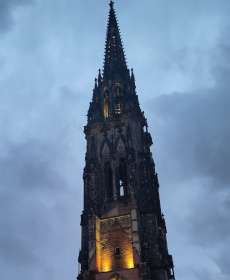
[78,2,175,280]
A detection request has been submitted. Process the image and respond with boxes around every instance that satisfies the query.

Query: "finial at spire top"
[109,1,114,8]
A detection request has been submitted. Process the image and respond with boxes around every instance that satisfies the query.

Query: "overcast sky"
[0,1,229,280]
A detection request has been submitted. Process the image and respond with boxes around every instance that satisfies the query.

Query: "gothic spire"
[103,1,129,81]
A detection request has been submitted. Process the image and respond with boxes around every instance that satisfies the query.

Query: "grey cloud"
[0,141,65,191]
[0,139,79,280]
[149,89,230,187]
[0,231,39,266]
[0,0,33,32]
[147,37,230,188]
[188,190,230,245]
[147,90,230,279]
[215,244,230,278]
[188,189,230,279]
[145,39,230,280]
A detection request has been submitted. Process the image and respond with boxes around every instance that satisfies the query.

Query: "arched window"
[103,92,109,119]
[119,180,125,197]
[115,102,122,115]
[115,85,122,97]
[114,86,122,115]
[103,89,109,119]
[117,158,128,198]
[104,162,113,200]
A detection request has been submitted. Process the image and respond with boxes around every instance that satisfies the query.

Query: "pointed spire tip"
[103,0,128,80]
[109,1,114,8]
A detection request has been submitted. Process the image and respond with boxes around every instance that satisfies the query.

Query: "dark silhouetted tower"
[78,2,175,280]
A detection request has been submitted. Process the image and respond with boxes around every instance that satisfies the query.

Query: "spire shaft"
[103,1,129,81]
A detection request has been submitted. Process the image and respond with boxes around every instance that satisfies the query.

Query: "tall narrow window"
[114,247,121,258]
[119,180,124,197]
[115,86,122,97]
[117,158,128,198]
[103,94,109,119]
[104,162,113,200]
[115,86,122,115]
[115,102,122,115]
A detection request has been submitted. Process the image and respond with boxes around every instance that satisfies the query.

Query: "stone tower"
[78,2,175,280]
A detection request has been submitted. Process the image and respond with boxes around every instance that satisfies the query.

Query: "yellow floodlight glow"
[96,215,135,272]
[126,255,134,269]
[101,255,112,272]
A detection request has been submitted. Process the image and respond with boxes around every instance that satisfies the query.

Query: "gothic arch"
[116,157,128,198]
[103,95,109,118]
[115,136,126,154]
[113,84,123,115]
[100,138,112,158]
[113,83,123,96]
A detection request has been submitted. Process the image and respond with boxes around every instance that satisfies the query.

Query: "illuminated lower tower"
[77,2,175,280]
